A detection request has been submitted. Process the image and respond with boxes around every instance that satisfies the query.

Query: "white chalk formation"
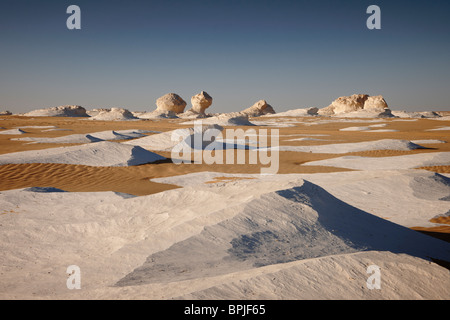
[189,91,213,114]
[0,141,165,166]
[155,93,187,114]
[319,94,393,117]
[89,108,138,121]
[12,92,447,122]
[23,105,89,117]
[240,99,276,117]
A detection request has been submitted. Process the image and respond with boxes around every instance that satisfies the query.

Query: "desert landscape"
[0,92,449,300]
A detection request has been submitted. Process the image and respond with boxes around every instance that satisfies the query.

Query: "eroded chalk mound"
[240,99,276,117]
[0,128,27,135]
[0,141,165,166]
[304,151,450,171]
[89,108,138,121]
[181,114,255,126]
[319,94,393,117]
[1,171,449,299]
[23,105,89,117]
[264,107,318,117]
[155,93,187,114]
[391,110,442,118]
[124,124,224,151]
[12,130,150,144]
[114,179,450,287]
[137,110,179,119]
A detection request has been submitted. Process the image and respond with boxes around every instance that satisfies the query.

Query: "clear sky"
[1,0,450,113]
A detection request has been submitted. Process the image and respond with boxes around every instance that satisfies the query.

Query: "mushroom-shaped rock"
[190,91,213,114]
[156,93,187,114]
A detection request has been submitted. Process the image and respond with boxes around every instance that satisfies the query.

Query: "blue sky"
[1,0,450,113]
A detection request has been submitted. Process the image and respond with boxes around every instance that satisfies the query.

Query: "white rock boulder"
[364,95,389,112]
[190,91,213,114]
[329,94,369,114]
[240,100,276,117]
[155,93,187,114]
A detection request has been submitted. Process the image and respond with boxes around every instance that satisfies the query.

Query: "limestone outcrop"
[23,105,89,117]
[89,108,138,121]
[155,93,187,114]
[319,94,392,117]
[240,100,276,117]
[363,95,389,113]
[190,91,213,114]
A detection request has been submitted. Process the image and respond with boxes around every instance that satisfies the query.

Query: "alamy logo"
[65,5,382,31]
[366,265,381,290]
[170,121,280,175]
[367,5,381,30]
[66,5,81,30]
[66,265,81,290]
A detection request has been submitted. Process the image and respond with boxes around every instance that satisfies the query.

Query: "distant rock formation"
[190,91,213,114]
[23,105,88,117]
[264,107,318,117]
[182,114,255,126]
[191,99,276,125]
[138,110,179,119]
[155,93,187,114]
[319,94,392,117]
[364,95,389,113]
[86,108,110,117]
[0,111,12,116]
[177,91,214,119]
[240,100,276,117]
[391,110,441,118]
[89,108,138,121]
